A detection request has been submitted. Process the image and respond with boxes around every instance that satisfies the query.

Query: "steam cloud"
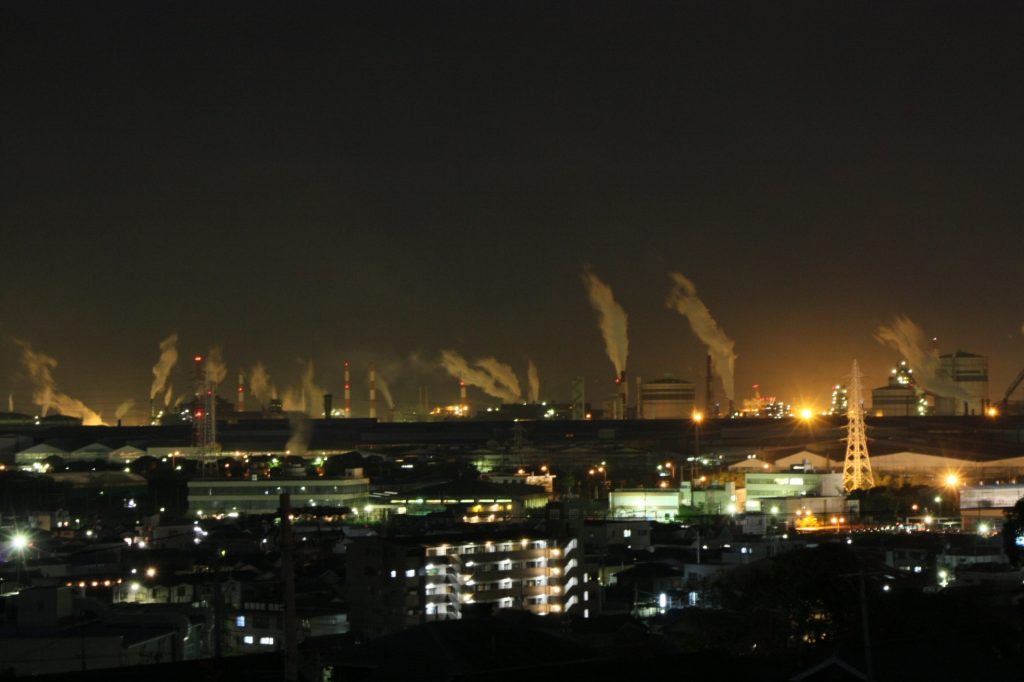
[874,315,970,400]
[164,387,174,408]
[440,350,521,403]
[475,357,522,401]
[249,363,277,405]
[282,360,325,418]
[378,377,395,409]
[286,412,311,456]
[581,265,628,376]
[15,340,105,425]
[205,347,228,386]
[666,272,737,401]
[527,360,540,403]
[149,334,178,401]
[115,399,136,421]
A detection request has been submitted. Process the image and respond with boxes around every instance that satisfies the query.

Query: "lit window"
[243,635,254,644]
[236,616,246,628]
[390,570,397,578]
[623,529,632,538]
[405,569,415,578]
[260,636,275,645]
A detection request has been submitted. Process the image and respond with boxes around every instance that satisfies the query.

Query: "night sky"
[2,1,1023,421]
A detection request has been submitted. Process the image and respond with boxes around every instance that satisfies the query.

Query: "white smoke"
[378,377,395,409]
[439,350,520,403]
[475,357,523,402]
[149,334,178,401]
[164,386,174,408]
[15,340,105,425]
[249,363,277,405]
[282,361,325,418]
[875,316,970,400]
[205,347,228,386]
[666,272,737,401]
[581,265,628,376]
[286,412,312,456]
[115,399,136,421]
[527,360,540,403]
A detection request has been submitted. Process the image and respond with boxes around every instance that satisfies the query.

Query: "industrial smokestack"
[369,363,377,419]
[323,393,333,419]
[635,375,642,419]
[460,380,468,413]
[620,370,628,420]
[237,371,246,412]
[706,354,714,417]
[344,360,351,418]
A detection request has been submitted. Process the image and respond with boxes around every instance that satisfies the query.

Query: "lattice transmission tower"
[843,360,874,492]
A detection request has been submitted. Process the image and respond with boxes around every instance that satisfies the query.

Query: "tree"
[1001,498,1024,566]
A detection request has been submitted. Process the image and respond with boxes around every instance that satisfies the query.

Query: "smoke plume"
[666,272,737,401]
[475,357,523,402]
[439,350,520,403]
[164,387,174,408]
[286,412,312,456]
[149,334,178,401]
[378,377,395,409]
[581,265,628,375]
[115,399,135,421]
[874,316,970,400]
[7,393,12,413]
[282,361,325,418]
[249,363,277,405]
[15,340,105,425]
[527,360,540,403]
[205,347,228,386]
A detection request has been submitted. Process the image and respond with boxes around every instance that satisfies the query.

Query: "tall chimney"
[706,354,714,417]
[459,380,468,414]
[344,360,351,418]
[237,370,245,413]
[369,363,377,419]
[635,375,643,419]
[323,393,333,419]
[614,368,622,417]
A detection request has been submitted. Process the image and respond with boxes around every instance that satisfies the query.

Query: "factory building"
[345,531,586,638]
[186,471,369,516]
[938,350,989,415]
[871,381,919,417]
[638,376,695,419]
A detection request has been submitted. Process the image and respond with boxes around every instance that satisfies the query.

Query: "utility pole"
[280,494,299,682]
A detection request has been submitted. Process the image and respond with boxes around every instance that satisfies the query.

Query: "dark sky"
[2,1,1023,421]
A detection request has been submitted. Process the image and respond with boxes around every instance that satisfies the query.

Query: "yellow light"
[799,408,814,421]
[945,473,960,487]
[692,411,704,424]
[986,407,999,417]
[145,567,157,578]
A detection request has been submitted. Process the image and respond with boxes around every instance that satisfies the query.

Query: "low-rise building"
[187,472,369,516]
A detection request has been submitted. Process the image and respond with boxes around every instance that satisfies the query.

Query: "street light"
[692,411,704,482]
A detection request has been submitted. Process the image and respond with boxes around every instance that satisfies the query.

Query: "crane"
[1003,367,1024,411]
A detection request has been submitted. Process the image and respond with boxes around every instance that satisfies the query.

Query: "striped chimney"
[344,360,351,418]
[369,362,377,419]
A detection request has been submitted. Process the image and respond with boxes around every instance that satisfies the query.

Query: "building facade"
[639,376,695,419]
[187,474,369,516]
[939,350,989,415]
[346,531,586,638]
